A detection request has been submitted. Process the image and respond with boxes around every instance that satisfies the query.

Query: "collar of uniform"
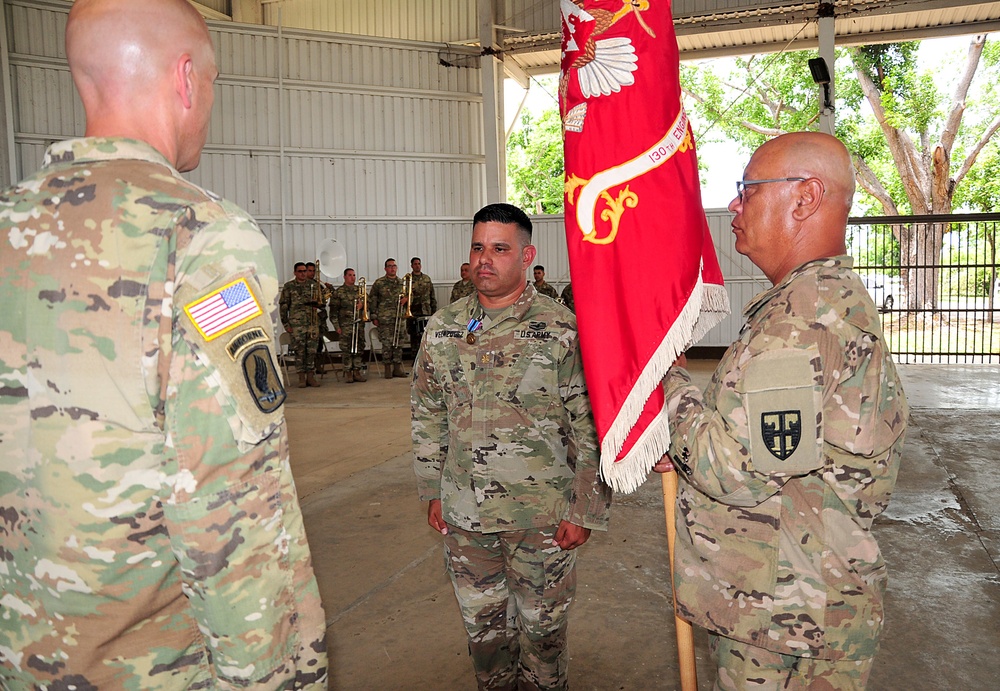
[743,255,854,318]
[42,137,175,173]
[467,283,536,330]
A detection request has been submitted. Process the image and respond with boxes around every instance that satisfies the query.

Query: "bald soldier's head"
[66,0,218,172]
[728,132,856,284]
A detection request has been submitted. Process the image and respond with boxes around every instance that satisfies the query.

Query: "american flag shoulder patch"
[185,277,263,341]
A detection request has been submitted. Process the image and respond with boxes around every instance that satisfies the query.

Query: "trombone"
[392,273,413,348]
[350,277,369,356]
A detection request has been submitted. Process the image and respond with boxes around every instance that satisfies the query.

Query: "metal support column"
[817,5,836,136]
[478,0,504,203]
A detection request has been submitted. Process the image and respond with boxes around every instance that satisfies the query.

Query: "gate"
[847,213,1000,363]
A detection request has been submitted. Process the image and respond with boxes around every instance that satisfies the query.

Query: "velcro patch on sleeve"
[744,349,822,476]
[240,343,286,414]
[178,271,284,448]
[184,277,263,341]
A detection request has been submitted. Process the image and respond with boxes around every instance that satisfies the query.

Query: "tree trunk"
[901,221,946,310]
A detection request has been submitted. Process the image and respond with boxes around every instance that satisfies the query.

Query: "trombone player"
[407,257,437,352]
[330,267,368,383]
[369,257,408,379]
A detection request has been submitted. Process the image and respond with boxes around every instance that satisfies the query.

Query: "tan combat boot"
[354,369,367,383]
[383,364,392,379]
[298,372,307,388]
[306,372,321,387]
[392,363,405,378]
[344,370,355,383]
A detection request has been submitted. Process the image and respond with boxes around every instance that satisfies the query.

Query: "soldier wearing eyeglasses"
[654,132,909,690]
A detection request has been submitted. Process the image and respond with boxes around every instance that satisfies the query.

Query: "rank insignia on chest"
[761,410,801,460]
[241,344,286,413]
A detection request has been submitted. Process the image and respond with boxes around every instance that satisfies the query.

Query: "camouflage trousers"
[290,326,319,373]
[408,316,430,352]
[375,322,405,364]
[710,634,874,691]
[338,330,366,371]
[443,524,576,691]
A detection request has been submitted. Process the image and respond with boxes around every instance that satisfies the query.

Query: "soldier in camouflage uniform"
[280,262,324,387]
[329,267,368,382]
[532,265,560,300]
[369,257,408,378]
[306,261,333,375]
[654,133,908,689]
[560,283,575,313]
[450,261,476,303]
[412,203,612,691]
[0,1,328,688]
[407,256,437,352]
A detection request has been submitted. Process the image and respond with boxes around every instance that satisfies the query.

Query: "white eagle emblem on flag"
[560,0,656,131]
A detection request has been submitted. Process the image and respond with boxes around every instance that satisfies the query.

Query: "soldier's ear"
[791,178,824,221]
[523,244,537,267]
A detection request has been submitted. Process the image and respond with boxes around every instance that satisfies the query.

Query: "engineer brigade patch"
[761,410,801,460]
[241,343,286,413]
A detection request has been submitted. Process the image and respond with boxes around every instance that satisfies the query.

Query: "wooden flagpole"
[662,471,698,691]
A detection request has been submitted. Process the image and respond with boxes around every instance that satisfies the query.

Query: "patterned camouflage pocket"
[167,470,297,684]
[743,349,822,476]
[506,345,560,412]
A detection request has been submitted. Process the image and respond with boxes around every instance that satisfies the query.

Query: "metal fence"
[848,213,999,363]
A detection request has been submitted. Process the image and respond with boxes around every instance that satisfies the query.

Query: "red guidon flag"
[561,0,729,493]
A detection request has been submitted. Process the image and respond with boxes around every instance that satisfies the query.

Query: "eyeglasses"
[735,177,807,201]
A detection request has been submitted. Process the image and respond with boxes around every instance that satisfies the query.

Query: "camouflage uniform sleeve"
[163,208,328,688]
[450,282,460,304]
[368,280,380,316]
[328,288,341,331]
[663,306,836,507]
[410,323,448,502]
[559,330,612,530]
[279,283,290,330]
[428,279,438,314]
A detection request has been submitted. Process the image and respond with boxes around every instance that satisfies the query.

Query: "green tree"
[506,108,565,214]
[683,35,1000,309]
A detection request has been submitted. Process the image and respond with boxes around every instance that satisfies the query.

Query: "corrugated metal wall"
[501,0,560,35]
[262,0,479,43]
[3,0,761,347]
[673,0,793,15]
[259,0,801,40]
[5,0,485,288]
[195,0,228,16]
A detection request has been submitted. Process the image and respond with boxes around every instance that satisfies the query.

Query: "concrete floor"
[285,360,1000,690]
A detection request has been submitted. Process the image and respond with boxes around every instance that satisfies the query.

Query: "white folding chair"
[278,331,295,381]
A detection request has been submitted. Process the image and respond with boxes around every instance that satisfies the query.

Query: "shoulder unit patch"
[761,410,801,460]
[241,344,286,413]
